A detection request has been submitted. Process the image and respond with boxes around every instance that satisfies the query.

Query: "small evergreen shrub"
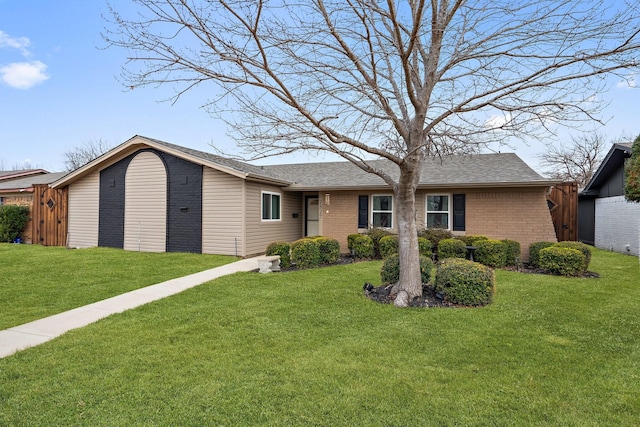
[347,233,374,259]
[528,241,556,267]
[501,239,521,266]
[435,258,495,306]
[553,241,592,270]
[418,228,453,250]
[539,246,586,276]
[474,239,508,268]
[291,238,321,269]
[265,241,291,268]
[0,205,30,243]
[380,254,434,285]
[418,237,433,257]
[314,236,340,264]
[379,235,398,259]
[366,228,392,258]
[438,238,467,260]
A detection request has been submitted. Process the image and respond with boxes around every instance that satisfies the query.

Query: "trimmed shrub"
[291,238,321,269]
[366,228,392,258]
[380,254,434,285]
[314,236,340,264]
[0,205,30,243]
[379,235,398,259]
[528,241,556,268]
[474,239,508,268]
[418,237,433,257]
[348,233,374,259]
[501,239,521,266]
[457,235,489,246]
[539,246,586,276]
[265,241,291,268]
[554,241,592,271]
[418,228,453,250]
[438,238,467,260]
[435,258,495,306]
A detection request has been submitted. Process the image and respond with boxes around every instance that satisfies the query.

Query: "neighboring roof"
[0,172,68,193]
[581,143,633,196]
[52,134,555,190]
[0,169,48,182]
[264,153,555,190]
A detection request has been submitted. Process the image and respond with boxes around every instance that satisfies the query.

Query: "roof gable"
[581,143,633,195]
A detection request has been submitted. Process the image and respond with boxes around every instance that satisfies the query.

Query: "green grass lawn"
[0,248,638,425]
[0,244,236,329]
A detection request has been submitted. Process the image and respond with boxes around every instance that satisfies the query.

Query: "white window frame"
[425,194,451,230]
[261,191,282,221]
[371,194,393,228]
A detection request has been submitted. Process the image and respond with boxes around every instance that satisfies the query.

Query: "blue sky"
[1,0,638,173]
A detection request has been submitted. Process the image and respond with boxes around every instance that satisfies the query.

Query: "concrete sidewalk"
[0,256,262,359]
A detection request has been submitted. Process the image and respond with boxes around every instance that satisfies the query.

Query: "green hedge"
[0,205,30,243]
[553,241,592,271]
[291,238,321,269]
[347,234,374,259]
[438,238,467,260]
[380,254,434,285]
[501,239,521,266]
[379,235,398,259]
[474,239,508,268]
[435,258,495,306]
[366,228,392,258]
[528,241,556,268]
[457,235,489,246]
[539,246,586,276]
[314,236,340,264]
[418,237,433,258]
[265,241,291,268]
[418,228,453,251]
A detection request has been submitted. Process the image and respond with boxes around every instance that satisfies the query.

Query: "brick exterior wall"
[594,196,640,256]
[320,187,557,261]
[1,194,33,244]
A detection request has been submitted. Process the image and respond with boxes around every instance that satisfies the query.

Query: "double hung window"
[262,192,281,221]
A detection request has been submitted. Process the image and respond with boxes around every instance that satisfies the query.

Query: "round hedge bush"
[379,235,398,259]
[366,228,392,258]
[539,246,586,276]
[418,228,453,251]
[265,241,291,268]
[380,254,434,285]
[457,235,489,246]
[553,241,592,270]
[474,239,508,268]
[501,239,521,266]
[434,258,495,306]
[528,241,556,268]
[418,237,433,257]
[347,233,374,259]
[438,238,467,260]
[314,236,340,264]
[291,238,321,269]
[0,205,30,243]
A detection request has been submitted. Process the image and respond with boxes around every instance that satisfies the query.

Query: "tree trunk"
[392,169,422,307]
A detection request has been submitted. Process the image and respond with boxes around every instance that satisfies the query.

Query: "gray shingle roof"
[262,153,552,189]
[0,172,68,191]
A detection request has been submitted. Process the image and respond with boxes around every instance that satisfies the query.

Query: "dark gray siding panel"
[157,151,203,253]
[598,167,625,197]
[578,198,595,246]
[98,155,133,248]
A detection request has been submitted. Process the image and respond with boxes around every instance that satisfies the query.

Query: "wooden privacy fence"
[31,184,68,246]
[547,182,578,242]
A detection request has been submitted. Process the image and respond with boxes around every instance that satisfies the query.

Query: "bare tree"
[63,139,113,171]
[105,0,640,306]
[538,133,608,187]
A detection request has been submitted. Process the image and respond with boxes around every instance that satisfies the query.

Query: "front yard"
[0,246,638,425]
[0,244,236,329]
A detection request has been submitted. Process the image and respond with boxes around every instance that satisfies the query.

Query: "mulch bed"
[363,283,455,307]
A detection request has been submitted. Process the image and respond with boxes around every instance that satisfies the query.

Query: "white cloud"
[0,61,49,89]
[485,112,512,129]
[0,29,31,56]
[617,74,637,89]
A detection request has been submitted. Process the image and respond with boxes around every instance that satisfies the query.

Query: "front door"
[306,197,319,236]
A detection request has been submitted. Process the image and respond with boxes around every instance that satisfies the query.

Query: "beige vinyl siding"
[244,182,303,256]
[67,170,100,248]
[202,167,245,256]
[123,152,167,252]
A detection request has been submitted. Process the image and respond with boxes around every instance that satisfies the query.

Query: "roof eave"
[282,180,557,192]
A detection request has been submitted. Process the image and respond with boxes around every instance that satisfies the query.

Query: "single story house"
[50,135,558,260]
[0,170,67,244]
[579,142,639,256]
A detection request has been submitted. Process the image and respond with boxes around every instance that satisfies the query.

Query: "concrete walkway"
[0,256,263,359]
